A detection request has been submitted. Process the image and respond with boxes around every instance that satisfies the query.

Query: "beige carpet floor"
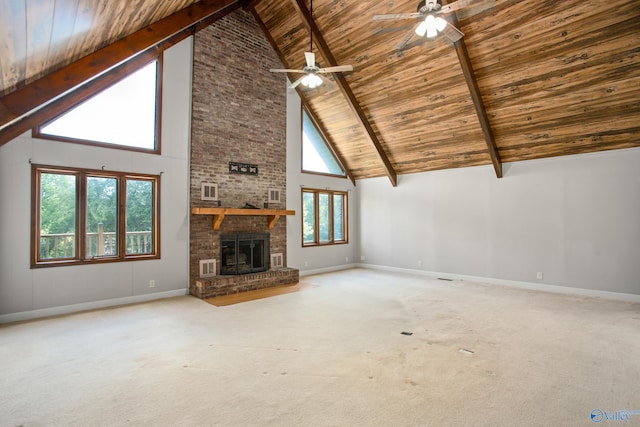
[1,268,639,426]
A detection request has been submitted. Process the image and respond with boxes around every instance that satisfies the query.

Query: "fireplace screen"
[220,233,269,275]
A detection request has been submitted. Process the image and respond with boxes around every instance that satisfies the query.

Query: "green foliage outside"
[318,193,330,242]
[126,180,153,254]
[40,173,76,258]
[302,192,315,244]
[333,195,344,241]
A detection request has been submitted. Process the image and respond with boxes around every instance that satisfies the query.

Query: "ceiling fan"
[270,0,353,89]
[373,0,480,50]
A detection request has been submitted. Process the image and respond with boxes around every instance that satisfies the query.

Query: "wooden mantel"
[191,207,295,230]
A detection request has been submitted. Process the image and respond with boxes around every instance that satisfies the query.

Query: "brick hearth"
[191,268,299,299]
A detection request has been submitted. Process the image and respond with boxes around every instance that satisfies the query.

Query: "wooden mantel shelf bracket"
[191,207,296,230]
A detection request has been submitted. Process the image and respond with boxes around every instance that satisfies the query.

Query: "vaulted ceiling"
[1,0,639,186]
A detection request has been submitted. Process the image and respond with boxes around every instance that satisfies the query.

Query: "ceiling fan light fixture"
[415,19,428,36]
[415,14,448,38]
[425,15,438,38]
[302,73,322,88]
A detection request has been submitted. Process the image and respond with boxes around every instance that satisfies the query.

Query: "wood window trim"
[31,57,163,155]
[31,164,161,268]
[301,187,348,247]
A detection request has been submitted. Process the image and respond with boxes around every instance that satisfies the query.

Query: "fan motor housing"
[418,0,442,13]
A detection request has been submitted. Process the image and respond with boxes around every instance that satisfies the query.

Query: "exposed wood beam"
[446,4,503,178]
[290,0,398,187]
[0,0,241,146]
[251,9,356,186]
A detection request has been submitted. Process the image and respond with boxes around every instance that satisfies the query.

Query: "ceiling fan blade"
[304,51,315,67]
[441,22,464,42]
[318,65,353,73]
[439,0,486,14]
[372,12,421,21]
[270,68,305,73]
[395,27,417,51]
[288,74,307,89]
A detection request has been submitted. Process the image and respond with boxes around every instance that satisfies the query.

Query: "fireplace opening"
[220,233,270,275]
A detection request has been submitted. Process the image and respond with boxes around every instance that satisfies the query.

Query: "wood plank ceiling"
[1,0,639,184]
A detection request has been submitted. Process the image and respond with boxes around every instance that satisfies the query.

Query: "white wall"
[285,87,357,274]
[358,148,640,295]
[0,38,193,321]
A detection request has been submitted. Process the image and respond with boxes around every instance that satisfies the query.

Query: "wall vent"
[199,259,216,277]
[268,188,281,203]
[270,253,284,269]
[201,183,218,201]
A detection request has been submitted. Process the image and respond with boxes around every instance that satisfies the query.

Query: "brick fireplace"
[189,10,298,298]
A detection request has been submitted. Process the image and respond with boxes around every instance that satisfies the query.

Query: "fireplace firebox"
[220,233,269,275]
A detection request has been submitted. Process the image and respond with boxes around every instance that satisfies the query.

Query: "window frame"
[301,187,348,247]
[32,57,163,154]
[31,164,161,268]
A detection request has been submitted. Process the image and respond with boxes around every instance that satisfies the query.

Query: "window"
[35,60,162,153]
[302,108,345,177]
[302,188,347,246]
[32,165,160,267]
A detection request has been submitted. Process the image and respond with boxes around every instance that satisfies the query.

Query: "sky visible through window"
[302,133,329,173]
[41,62,158,150]
[302,109,344,176]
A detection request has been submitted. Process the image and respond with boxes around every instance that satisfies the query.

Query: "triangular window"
[36,60,160,152]
[302,108,345,176]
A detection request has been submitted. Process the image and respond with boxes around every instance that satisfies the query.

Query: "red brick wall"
[190,10,287,285]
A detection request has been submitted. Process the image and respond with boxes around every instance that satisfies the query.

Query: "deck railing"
[40,224,152,259]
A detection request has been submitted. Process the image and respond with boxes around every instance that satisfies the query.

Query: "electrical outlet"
[417,260,422,267]
[304,261,308,267]
[536,272,543,280]
[149,279,156,288]
[360,255,366,261]
[345,256,349,263]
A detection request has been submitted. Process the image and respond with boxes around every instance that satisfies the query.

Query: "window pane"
[86,177,118,258]
[126,179,153,254]
[302,192,316,244]
[302,109,345,176]
[40,62,158,150]
[39,173,76,259]
[318,193,330,243]
[333,194,344,241]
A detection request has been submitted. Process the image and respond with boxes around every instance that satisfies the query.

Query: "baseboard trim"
[357,263,640,303]
[0,289,188,324]
[299,263,356,277]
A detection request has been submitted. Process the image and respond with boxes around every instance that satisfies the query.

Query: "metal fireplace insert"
[220,233,269,275]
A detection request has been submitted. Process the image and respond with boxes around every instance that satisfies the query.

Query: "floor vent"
[199,259,216,277]
[270,253,284,269]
